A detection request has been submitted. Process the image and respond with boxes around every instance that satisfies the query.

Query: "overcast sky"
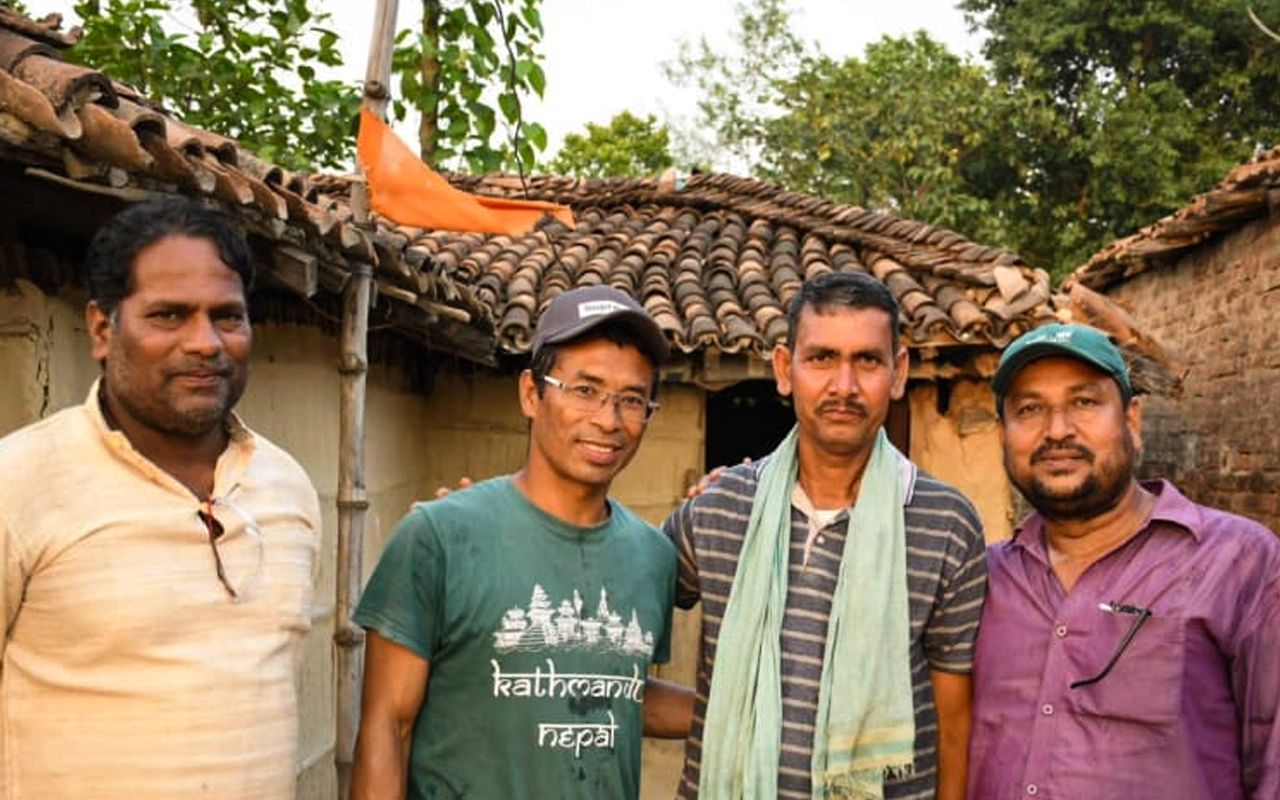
[34,1,984,160]
[326,0,986,155]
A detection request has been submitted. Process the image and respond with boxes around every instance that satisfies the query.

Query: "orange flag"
[356,108,574,235]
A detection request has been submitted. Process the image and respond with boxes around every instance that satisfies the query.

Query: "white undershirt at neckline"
[791,482,844,567]
[787,456,919,568]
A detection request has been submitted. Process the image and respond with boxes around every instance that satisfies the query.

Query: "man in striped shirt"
[665,272,987,799]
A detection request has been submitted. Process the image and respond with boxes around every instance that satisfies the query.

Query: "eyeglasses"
[1069,601,1152,689]
[197,497,264,603]
[541,375,660,424]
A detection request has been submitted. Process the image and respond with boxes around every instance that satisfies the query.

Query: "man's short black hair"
[85,196,254,315]
[786,271,901,352]
[529,319,661,400]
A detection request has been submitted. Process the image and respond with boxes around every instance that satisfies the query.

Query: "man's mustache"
[816,398,869,417]
[167,359,235,378]
[1031,439,1094,464]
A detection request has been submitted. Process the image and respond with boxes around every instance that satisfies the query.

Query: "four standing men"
[2,197,1276,799]
[970,324,1280,799]
[0,198,321,798]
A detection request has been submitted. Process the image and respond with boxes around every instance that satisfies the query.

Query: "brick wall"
[1106,214,1280,534]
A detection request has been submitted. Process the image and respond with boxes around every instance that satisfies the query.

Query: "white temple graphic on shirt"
[493,584,655,657]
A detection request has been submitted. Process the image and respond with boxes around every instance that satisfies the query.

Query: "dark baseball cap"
[992,323,1132,406]
[531,286,669,364]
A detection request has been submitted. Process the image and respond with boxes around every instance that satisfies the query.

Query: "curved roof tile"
[402,172,1058,356]
[1072,143,1280,291]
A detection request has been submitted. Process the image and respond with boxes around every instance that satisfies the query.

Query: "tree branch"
[1247,6,1280,44]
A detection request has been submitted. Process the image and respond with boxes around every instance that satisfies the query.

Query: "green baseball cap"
[992,323,1132,407]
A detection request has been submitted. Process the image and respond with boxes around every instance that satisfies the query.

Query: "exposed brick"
[1109,215,1280,534]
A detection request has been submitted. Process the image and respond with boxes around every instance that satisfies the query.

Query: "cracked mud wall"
[908,379,1016,542]
[0,280,97,433]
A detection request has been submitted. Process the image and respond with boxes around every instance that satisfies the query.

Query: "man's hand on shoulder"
[429,476,473,502]
[684,458,751,499]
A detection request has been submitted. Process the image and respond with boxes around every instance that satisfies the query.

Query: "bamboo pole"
[335,2,399,797]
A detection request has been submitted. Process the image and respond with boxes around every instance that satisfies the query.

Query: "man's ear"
[772,344,793,397]
[1125,395,1144,454]
[517,369,540,421]
[86,301,112,363]
[890,345,909,401]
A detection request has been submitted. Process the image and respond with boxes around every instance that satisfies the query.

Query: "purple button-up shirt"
[969,481,1280,800]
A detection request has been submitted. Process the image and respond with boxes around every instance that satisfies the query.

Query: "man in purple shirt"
[969,323,1280,800]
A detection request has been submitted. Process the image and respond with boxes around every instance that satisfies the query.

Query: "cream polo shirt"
[0,381,321,800]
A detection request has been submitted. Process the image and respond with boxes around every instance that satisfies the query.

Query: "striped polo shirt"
[664,459,987,800]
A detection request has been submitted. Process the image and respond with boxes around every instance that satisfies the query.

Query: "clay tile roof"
[406,172,1061,357]
[1071,143,1280,291]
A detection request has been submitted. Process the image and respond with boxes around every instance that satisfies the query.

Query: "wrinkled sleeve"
[352,506,444,661]
[0,512,24,664]
[922,494,988,673]
[662,498,701,610]
[1236,572,1280,799]
[302,483,322,584]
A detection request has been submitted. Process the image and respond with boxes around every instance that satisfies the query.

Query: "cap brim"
[540,309,670,364]
[993,343,1126,402]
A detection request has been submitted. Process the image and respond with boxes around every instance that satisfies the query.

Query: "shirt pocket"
[1066,612,1185,727]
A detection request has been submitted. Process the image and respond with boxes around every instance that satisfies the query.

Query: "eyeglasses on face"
[540,374,659,424]
[1069,601,1152,689]
[197,497,264,602]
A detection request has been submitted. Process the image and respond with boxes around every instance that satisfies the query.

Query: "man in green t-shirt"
[350,286,691,800]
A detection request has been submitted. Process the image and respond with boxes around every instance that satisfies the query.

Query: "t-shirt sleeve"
[922,493,988,673]
[662,498,701,610]
[353,505,444,661]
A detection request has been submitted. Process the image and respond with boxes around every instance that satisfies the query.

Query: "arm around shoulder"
[642,676,695,739]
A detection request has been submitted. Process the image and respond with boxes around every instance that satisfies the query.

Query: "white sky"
[33,0,984,163]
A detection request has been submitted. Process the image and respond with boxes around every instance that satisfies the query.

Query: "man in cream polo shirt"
[0,198,320,799]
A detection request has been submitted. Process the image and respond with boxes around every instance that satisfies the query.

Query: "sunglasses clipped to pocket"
[1069,601,1153,689]
[197,497,265,602]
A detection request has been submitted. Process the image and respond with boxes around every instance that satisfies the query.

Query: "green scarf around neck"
[698,427,915,799]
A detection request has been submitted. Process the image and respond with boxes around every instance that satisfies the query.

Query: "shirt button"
[1026,784,1039,796]
[1041,703,1054,716]
[1054,624,1068,638]
[817,535,826,545]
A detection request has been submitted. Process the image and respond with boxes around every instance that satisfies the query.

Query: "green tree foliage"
[70,0,358,170]
[669,0,1280,278]
[759,33,1015,248]
[664,0,803,170]
[549,112,674,178]
[392,0,547,173]
[961,0,1280,271]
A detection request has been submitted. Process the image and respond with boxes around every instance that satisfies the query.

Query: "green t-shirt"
[354,476,677,800]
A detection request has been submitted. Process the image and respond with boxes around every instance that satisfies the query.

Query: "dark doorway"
[704,380,911,469]
[705,380,795,469]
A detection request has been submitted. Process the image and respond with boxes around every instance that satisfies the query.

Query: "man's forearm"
[930,669,972,800]
[350,719,412,800]
[936,725,968,800]
[642,676,695,738]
